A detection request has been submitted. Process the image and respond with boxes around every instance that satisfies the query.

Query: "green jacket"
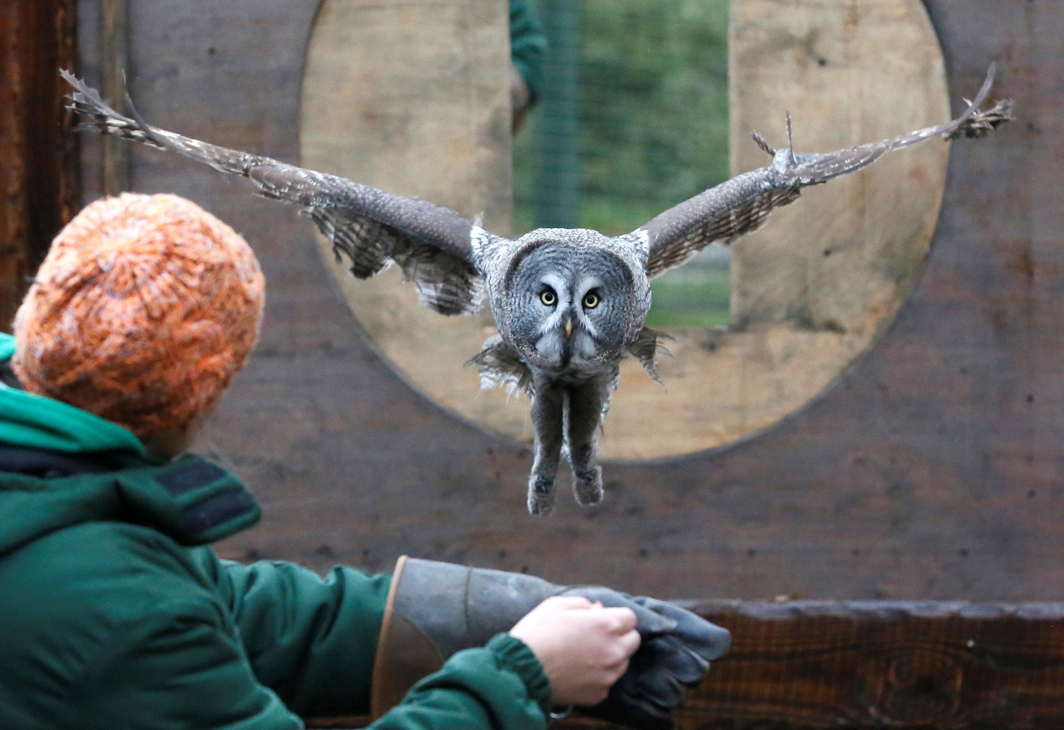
[0,333,550,729]
[510,0,547,102]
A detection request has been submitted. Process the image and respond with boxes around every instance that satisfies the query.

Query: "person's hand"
[509,596,641,706]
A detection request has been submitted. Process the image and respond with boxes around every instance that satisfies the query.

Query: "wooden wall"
[66,0,1060,603]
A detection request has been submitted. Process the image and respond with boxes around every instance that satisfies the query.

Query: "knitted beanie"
[12,193,265,438]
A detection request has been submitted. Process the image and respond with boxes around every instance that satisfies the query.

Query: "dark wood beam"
[0,0,78,328]
[307,600,1064,729]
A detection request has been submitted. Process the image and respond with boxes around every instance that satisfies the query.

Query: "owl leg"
[527,382,565,516]
[566,379,608,507]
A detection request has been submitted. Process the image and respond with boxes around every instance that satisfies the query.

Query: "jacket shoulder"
[0,522,299,728]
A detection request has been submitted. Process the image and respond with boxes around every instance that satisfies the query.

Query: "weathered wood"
[729,0,949,331]
[99,0,128,195]
[304,601,1064,729]
[72,0,1061,606]
[300,0,517,447]
[672,600,1064,729]
[0,0,79,327]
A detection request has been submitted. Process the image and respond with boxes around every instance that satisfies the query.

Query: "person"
[509,0,547,132]
[0,193,728,729]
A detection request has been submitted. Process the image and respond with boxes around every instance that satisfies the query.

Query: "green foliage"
[514,0,729,236]
[513,0,731,327]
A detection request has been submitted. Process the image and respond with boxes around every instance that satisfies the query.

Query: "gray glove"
[590,596,730,728]
[370,557,730,729]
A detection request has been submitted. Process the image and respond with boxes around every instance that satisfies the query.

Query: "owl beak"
[563,314,573,338]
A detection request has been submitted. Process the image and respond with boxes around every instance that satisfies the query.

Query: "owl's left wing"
[63,70,487,316]
[638,64,1013,278]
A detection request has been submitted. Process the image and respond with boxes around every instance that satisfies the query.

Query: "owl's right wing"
[63,70,488,316]
[637,64,1013,279]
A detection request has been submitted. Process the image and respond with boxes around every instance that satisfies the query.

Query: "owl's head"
[502,229,649,373]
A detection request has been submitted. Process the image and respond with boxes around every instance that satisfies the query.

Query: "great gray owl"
[63,67,1012,515]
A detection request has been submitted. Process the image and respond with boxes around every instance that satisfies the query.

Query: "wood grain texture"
[70,0,1061,603]
[670,601,1064,729]
[729,0,949,330]
[305,601,1064,729]
[300,0,519,449]
[0,0,78,328]
[100,0,128,195]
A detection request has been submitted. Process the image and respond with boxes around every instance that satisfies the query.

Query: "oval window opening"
[303,0,949,461]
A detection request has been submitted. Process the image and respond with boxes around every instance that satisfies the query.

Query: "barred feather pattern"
[308,208,484,315]
[62,70,485,317]
[639,64,1012,280]
[644,177,801,278]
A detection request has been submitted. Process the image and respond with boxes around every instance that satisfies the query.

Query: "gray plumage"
[63,66,1013,515]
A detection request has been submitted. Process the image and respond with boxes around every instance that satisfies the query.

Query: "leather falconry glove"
[371,557,730,729]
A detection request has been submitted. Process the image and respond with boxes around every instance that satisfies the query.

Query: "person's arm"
[368,634,549,730]
[209,557,550,729]
[210,557,390,715]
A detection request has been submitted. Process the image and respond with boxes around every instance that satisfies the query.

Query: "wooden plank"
[673,600,1064,729]
[729,0,949,331]
[0,0,79,327]
[300,0,516,446]
[304,601,1064,729]
[0,4,30,327]
[99,0,128,195]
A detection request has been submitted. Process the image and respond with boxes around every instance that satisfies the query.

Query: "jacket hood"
[0,333,260,555]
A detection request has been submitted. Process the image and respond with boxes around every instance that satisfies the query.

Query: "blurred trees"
[513,0,730,327]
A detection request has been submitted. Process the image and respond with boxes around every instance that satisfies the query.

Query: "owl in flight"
[64,67,1011,516]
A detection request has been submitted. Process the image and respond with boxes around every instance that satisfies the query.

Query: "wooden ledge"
[308,600,1064,729]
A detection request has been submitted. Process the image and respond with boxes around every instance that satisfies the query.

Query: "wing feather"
[640,64,1013,279]
[63,70,487,316]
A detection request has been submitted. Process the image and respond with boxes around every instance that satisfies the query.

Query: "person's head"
[12,193,265,459]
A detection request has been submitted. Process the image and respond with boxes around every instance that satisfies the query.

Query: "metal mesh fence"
[513,0,730,328]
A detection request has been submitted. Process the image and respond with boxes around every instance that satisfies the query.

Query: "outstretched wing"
[63,70,486,316]
[639,65,1014,278]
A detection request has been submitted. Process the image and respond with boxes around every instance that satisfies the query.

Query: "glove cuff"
[371,556,442,717]
[370,556,555,717]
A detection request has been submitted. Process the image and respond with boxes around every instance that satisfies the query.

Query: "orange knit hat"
[12,193,265,438]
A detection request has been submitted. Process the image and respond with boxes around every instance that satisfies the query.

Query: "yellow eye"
[539,289,557,306]
[582,292,600,309]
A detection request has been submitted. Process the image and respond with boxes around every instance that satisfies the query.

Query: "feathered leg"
[566,378,609,506]
[527,380,565,516]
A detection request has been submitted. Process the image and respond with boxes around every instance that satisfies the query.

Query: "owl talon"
[528,476,556,516]
[573,466,604,506]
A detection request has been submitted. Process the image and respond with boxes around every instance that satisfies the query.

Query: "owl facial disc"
[506,242,635,376]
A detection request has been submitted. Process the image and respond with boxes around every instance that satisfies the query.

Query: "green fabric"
[0,335,550,729]
[510,0,548,101]
[0,332,147,456]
